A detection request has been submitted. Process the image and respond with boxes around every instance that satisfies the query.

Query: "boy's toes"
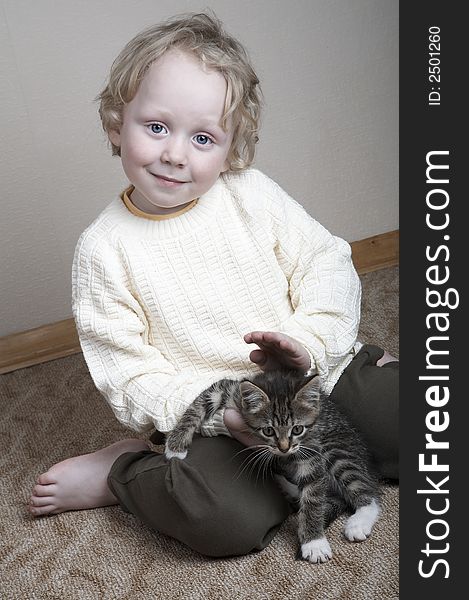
[30,494,55,507]
[32,483,55,497]
[28,496,57,516]
[29,504,55,516]
[37,471,57,486]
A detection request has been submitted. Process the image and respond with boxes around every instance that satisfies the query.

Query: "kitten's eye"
[262,426,275,437]
[291,425,304,436]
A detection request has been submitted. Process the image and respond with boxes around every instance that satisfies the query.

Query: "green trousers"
[108,344,398,557]
[329,344,399,480]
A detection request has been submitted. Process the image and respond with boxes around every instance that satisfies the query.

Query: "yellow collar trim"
[121,186,198,221]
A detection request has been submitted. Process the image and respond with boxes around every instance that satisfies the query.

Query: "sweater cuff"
[199,407,232,438]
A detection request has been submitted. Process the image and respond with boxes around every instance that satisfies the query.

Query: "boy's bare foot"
[28,439,149,517]
[376,350,398,366]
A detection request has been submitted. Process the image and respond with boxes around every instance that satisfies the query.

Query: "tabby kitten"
[165,370,380,563]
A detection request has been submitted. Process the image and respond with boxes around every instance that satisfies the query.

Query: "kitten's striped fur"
[165,370,380,563]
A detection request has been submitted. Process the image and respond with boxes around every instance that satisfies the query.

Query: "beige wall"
[0,0,398,337]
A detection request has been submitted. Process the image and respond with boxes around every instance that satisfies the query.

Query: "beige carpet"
[0,266,399,600]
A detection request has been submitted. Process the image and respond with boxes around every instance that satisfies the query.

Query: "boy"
[29,13,398,557]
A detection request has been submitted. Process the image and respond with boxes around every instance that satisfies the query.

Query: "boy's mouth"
[152,173,188,187]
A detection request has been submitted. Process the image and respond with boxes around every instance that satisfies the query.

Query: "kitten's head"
[236,372,322,457]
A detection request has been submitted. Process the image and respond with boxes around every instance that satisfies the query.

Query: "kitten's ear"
[239,382,270,413]
[295,376,322,409]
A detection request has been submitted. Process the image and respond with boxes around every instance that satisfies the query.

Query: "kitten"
[165,370,380,563]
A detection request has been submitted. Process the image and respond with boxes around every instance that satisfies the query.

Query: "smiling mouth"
[152,173,188,186]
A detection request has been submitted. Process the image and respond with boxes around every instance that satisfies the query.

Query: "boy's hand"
[244,331,311,373]
[224,408,261,447]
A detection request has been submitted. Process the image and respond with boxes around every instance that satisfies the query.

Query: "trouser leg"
[328,344,399,480]
[108,434,291,557]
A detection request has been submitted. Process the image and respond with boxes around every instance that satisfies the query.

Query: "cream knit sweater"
[72,169,362,434]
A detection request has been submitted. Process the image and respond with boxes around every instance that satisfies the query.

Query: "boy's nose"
[161,138,188,167]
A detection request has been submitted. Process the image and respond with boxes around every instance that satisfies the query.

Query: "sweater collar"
[110,176,226,240]
[121,186,198,221]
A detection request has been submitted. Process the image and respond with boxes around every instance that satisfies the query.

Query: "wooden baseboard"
[351,229,399,274]
[0,229,398,375]
[0,319,81,375]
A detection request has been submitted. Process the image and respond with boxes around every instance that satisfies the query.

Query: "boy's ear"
[239,381,269,414]
[108,129,121,147]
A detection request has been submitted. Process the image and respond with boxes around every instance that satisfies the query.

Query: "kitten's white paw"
[164,448,188,460]
[301,537,332,563]
[344,499,380,542]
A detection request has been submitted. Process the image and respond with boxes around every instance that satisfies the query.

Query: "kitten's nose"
[278,441,290,453]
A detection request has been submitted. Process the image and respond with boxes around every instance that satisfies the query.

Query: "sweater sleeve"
[250,172,361,380]
[72,231,224,434]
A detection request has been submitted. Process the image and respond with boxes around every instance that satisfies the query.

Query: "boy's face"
[109,50,234,215]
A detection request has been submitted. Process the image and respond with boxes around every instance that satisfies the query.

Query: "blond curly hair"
[97,12,262,171]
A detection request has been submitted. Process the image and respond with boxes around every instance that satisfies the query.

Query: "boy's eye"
[262,426,275,437]
[194,134,212,146]
[149,123,166,134]
[291,425,304,436]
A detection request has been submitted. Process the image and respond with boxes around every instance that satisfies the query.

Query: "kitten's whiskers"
[234,446,272,482]
[297,444,333,467]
